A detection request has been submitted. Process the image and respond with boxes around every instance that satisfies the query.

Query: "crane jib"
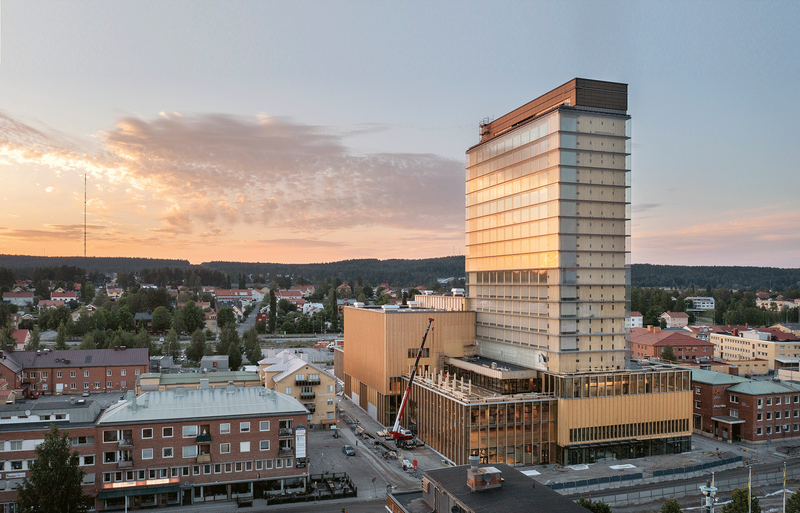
[390,318,434,438]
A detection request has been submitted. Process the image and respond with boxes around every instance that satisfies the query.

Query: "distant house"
[625,311,643,329]
[106,287,123,301]
[277,290,305,308]
[11,330,31,351]
[205,311,218,333]
[2,291,34,307]
[685,296,715,311]
[51,291,78,303]
[37,299,65,310]
[133,312,153,333]
[200,355,229,372]
[660,311,689,329]
[290,285,315,298]
[214,289,253,303]
[630,326,714,361]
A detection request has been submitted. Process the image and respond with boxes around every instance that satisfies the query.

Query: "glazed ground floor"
[559,435,692,465]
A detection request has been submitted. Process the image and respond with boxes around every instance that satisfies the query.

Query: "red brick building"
[630,326,715,361]
[0,385,310,510]
[0,348,148,395]
[691,368,800,443]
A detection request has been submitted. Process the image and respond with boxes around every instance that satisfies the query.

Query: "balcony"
[279,447,294,455]
[197,454,211,464]
[295,379,321,386]
[303,403,316,413]
[196,434,211,443]
[279,428,294,437]
[299,392,316,400]
[118,460,134,469]
[118,439,133,448]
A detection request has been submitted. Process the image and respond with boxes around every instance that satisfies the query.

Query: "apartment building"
[630,326,714,361]
[258,350,338,428]
[0,347,148,395]
[95,386,308,509]
[711,328,800,369]
[135,371,262,395]
[692,368,800,443]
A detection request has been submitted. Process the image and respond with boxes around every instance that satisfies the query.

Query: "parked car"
[28,391,40,400]
[342,445,356,456]
[82,391,90,397]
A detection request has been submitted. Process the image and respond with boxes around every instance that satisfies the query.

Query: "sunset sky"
[1,1,798,267]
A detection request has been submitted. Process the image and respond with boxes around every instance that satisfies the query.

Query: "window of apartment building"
[142,448,153,460]
[276,458,283,469]
[240,422,250,433]
[94,382,100,389]
[694,401,702,409]
[42,384,48,391]
[730,409,738,418]
[776,425,782,433]
[163,427,173,438]
[171,468,179,478]
[285,387,292,395]
[121,369,126,376]
[107,370,112,377]
[182,425,198,438]
[767,412,772,420]
[142,428,153,439]
[758,398,763,409]
[84,371,90,378]
[103,452,118,463]
[295,374,304,381]
[786,410,791,419]
[327,398,334,406]
[103,431,119,443]
[279,439,292,452]
[328,411,335,419]
[82,455,95,466]
[193,465,200,475]
[204,464,211,475]
[71,436,94,446]
[259,421,270,431]
[327,385,334,393]
[29,372,36,379]
[220,423,230,434]
[220,443,231,454]
[135,369,140,375]
[235,462,243,472]
[265,459,273,469]
[8,440,23,451]
[163,447,173,458]
[245,461,253,471]
[795,424,800,432]
[225,463,232,473]
[56,371,63,378]
[729,395,738,404]
[106,381,112,388]
[83,382,89,389]
[182,446,198,458]
[121,380,127,388]
[767,398,773,406]
[256,460,263,470]
[240,442,250,453]
[757,427,763,436]
[260,440,270,451]
[182,467,190,477]
[777,412,782,419]
[309,373,319,381]
[214,463,222,474]
[149,469,157,479]
[767,427,772,435]
[777,397,782,405]
[41,372,47,378]
[757,413,763,421]
[70,383,76,389]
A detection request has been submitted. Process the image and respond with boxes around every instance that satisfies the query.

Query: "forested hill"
[631,264,800,290]
[202,256,466,285]
[0,255,192,275]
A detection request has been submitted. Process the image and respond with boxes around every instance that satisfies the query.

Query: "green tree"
[238,273,246,290]
[25,327,41,351]
[255,319,267,334]
[186,329,207,363]
[660,498,682,513]
[268,290,277,333]
[786,488,800,513]
[577,497,612,513]
[244,328,262,365]
[327,288,339,332]
[16,424,93,513]
[134,329,152,351]
[181,301,206,334]
[55,321,68,350]
[82,282,95,304]
[721,488,760,513]
[151,306,172,333]
[117,305,134,332]
[297,315,311,333]
[79,332,96,350]
[162,328,180,358]
[661,345,677,362]
[217,306,236,330]
[218,325,242,371]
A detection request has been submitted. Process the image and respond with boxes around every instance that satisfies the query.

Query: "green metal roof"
[726,381,800,395]
[137,371,261,385]
[690,368,750,386]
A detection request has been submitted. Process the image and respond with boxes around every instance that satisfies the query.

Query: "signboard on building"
[295,425,306,459]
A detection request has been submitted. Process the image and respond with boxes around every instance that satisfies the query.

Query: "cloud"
[0,110,464,238]
[250,238,348,249]
[45,187,54,192]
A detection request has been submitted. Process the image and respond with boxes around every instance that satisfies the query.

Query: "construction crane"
[388,318,434,447]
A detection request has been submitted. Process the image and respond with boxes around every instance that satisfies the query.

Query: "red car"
[29,391,40,400]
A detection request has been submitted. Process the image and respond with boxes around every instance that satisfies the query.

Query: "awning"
[712,415,746,425]
[321,419,338,425]
[98,485,180,499]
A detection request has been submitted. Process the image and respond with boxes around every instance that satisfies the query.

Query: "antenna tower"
[84,173,87,257]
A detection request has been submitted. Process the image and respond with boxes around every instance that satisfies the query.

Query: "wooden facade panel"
[556,391,692,445]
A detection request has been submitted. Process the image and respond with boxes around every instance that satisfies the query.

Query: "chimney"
[126,390,137,412]
[469,455,479,472]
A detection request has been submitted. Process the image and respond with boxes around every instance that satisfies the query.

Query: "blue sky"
[0,0,797,266]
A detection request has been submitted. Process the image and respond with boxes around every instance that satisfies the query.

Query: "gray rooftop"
[0,399,103,432]
[727,380,800,396]
[97,386,307,425]
[4,348,148,369]
[690,368,750,386]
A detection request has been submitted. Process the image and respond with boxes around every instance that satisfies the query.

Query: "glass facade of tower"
[466,105,631,373]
